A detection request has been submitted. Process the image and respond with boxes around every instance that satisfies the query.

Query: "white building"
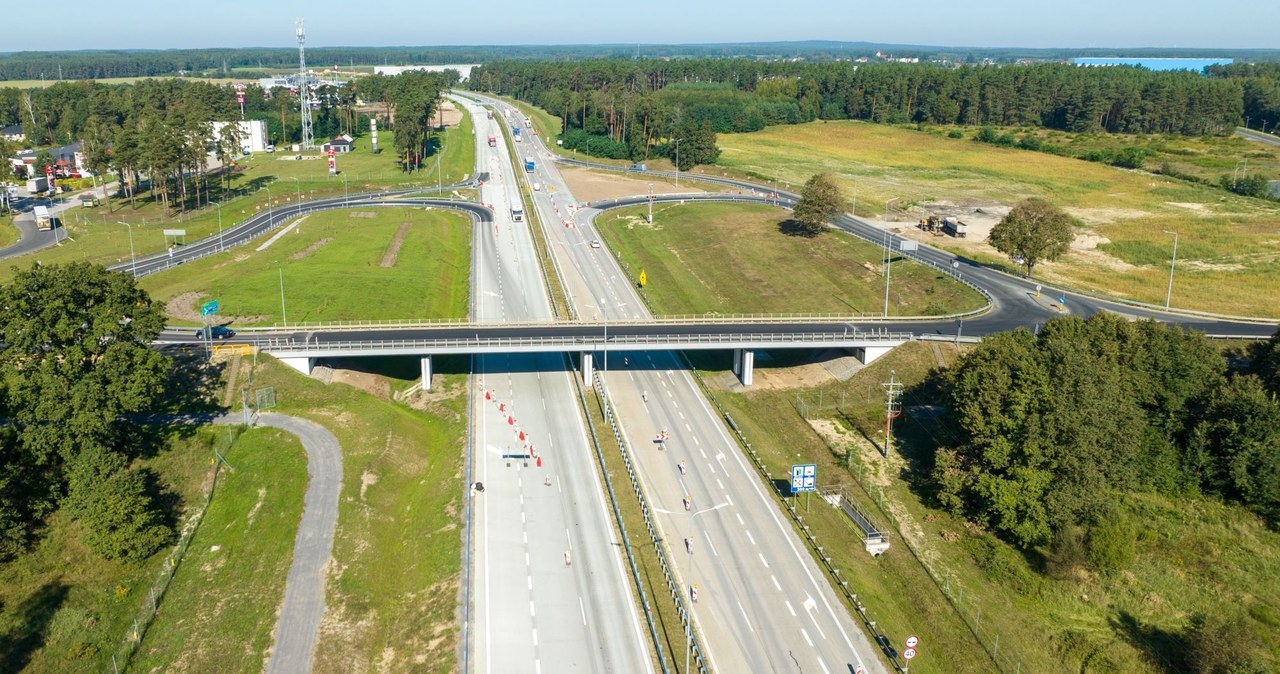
[374,64,479,81]
[211,120,270,154]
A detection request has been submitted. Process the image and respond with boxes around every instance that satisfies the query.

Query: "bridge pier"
[581,352,594,385]
[420,355,432,390]
[854,345,895,364]
[733,348,755,387]
[279,356,315,376]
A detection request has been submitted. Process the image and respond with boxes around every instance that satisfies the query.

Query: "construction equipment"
[942,216,969,238]
[918,215,944,235]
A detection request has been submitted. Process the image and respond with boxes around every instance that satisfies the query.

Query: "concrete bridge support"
[854,345,895,364]
[581,352,594,385]
[279,356,315,376]
[420,355,432,390]
[733,348,755,387]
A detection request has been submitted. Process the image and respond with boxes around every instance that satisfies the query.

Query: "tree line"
[0,70,455,213]
[931,314,1280,555]
[470,58,1274,164]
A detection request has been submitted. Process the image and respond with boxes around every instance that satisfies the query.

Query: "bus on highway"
[510,196,524,222]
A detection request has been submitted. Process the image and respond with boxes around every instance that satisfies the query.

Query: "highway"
[457,94,653,674]
[478,93,891,674]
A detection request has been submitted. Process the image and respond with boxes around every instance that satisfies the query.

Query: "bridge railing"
[254,330,915,354]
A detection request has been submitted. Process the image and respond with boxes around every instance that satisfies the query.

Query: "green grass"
[139,206,471,326]
[0,428,234,673]
[712,341,1280,673]
[597,201,985,316]
[714,121,1280,317]
[1,214,19,248]
[243,354,468,672]
[0,114,477,282]
[130,427,307,673]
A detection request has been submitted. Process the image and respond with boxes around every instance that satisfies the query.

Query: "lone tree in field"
[988,198,1075,277]
[790,173,848,237]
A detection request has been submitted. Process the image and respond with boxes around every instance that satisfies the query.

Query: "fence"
[105,426,241,674]
[586,372,710,674]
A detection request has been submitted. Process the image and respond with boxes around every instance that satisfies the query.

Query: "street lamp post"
[264,185,274,229]
[212,201,223,252]
[883,231,894,318]
[674,138,682,188]
[1163,230,1178,310]
[278,266,288,327]
[117,221,136,276]
[600,299,609,419]
[657,501,728,674]
[289,176,301,205]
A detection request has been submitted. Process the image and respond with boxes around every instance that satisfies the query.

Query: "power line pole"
[296,19,314,150]
[882,370,903,457]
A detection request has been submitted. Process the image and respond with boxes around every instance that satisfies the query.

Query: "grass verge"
[129,427,307,673]
[140,206,471,326]
[597,201,985,316]
[242,354,468,673]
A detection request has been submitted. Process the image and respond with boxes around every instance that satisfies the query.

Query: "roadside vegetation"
[140,206,471,326]
[596,201,985,316]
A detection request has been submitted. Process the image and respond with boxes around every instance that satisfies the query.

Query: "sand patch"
[380,222,411,267]
[290,237,333,261]
[329,367,391,399]
[561,166,706,203]
[1072,232,1110,251]
[1166,201,1212,214]
[1064,207,1149,226]
[165,291,269,325]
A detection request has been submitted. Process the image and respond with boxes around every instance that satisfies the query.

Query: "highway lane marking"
[804,595,827,640]
[707,537,720,558]
[699,447,707,459]
[532,627,538,646]
[706,462,715,475]
[530,600,536,617]
[527,576,532,590]
[716,478,725,490]
[525,552,530,565]
[566,529,573,550]
[758,552,769,568]
[737,601,755,633]
[816,656,831,674]
[684,424,692,432]
[785,600,796,616]
[737,513,746,526]
[746,530,756,546]
[801,628,814,647]
[692,436,701,446]
[678,411,685,420]
[771,575,781,591]
[580,596,587,625]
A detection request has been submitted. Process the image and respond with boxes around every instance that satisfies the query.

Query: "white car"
[590,240,602,249]
[533,181,542,191]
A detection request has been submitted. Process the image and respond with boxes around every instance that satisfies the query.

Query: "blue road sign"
[200,300,219,316]
[790,464,817,494]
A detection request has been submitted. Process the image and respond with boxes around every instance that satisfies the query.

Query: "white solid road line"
[580,597,587,625]
[737,602,755,633]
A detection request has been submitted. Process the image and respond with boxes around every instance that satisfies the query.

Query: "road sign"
[200,300,219,316]
[638,269,648,287]
[903,648,917,660]
[163,229,187,236]
[790,464,817,494]
[898,240,919,252]
[905,635,919,649]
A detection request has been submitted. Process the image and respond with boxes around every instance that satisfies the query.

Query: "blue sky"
[4,0,1275,51]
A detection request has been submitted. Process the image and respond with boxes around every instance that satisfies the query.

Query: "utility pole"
[882,370,903,457]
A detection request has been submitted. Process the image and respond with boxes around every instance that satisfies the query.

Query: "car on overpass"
[195,325,236,339]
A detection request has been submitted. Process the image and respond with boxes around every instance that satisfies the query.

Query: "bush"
[1086,508,1136,574]
[963,533,1044,596]
[947,129,964,139]
[1045,524,1089,579]
[1183,612,1269,674]
[974,126,999,144]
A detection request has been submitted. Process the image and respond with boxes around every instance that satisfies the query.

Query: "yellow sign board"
[638,270,648,287]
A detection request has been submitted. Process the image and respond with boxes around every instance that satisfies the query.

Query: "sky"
[4,0,1276,52]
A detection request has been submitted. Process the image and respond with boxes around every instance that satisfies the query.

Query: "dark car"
[195,326,236,340]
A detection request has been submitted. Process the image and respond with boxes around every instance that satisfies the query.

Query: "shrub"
[947,130,964,139]
[1086,508,1136,574]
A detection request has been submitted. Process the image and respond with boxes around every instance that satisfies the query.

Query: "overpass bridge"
[214,320,916,388]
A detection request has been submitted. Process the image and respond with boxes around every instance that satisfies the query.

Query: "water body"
[1073,57,1234,72]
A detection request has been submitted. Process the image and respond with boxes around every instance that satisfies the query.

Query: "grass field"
[130,427,306,673]
[241,354,468,673]
[713,121,1280,317]
[0,111,475,282]
[139,206,471,326]
[0,214,18,248]
[701,342,1280,673]
[0,427,236,673]
[597,201,985,316]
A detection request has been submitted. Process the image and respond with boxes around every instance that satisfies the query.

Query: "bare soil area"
[166,291,268,324]
[380,222,411,268]
[290,237,333,261]
[561,166,706,203]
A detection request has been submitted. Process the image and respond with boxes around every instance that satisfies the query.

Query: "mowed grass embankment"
[1,112,476,281]
[130,427,306,673]
[713,121,1280,317]
[0,428,235,673]
[242,354,468,673]
[140,206,471,326]
[597,201,985,316]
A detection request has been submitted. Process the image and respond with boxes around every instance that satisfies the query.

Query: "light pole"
[648,182,653,223]
[117,221,136,276]
[288,176,301,204]
[1163,229,1178,310]
[657,500,728,674]
[600,298,609,419]
[264,185,274,229]
[883,231,893,318]
[211,201,223,252]
[279,265,288,327]
[674,138,683,188]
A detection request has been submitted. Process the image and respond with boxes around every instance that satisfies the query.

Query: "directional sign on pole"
[200,300,219,316]
[790,464,817,494]
[898,240,919,252]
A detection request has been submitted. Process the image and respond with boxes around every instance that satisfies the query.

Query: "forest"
[0,70,455,213]
[471,58,1280,162]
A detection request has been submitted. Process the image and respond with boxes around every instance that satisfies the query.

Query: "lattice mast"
[297,19,314,149]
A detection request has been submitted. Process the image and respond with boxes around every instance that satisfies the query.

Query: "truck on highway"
[524,157,535,172]
[510,196,524,222]
[486,110,494,119]
[942,216,968,238]
[33,205,52,231]
[512,126,522,142]
[26,176,48,194]
[487,135,497,148]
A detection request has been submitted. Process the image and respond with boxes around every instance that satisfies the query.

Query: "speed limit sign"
[905,635,919,649]
[903,647,917,660]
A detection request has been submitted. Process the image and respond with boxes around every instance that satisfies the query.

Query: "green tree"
[988,198,1075,277]
[789,173,847,237]
[1250,327,1280,396]
[674,119,719,170]
[67,448,172,562]
[1187,375,1280,527]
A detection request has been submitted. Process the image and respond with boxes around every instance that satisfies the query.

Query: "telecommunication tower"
[296,19,315,150]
